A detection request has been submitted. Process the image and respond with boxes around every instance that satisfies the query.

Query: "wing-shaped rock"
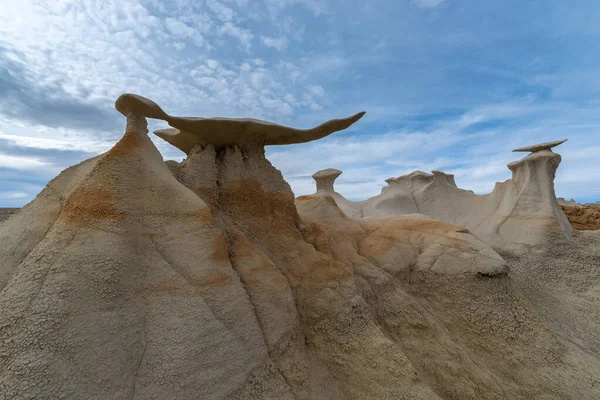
[513,138,568,152]
[155,112,366,151]
[115,92,365,152]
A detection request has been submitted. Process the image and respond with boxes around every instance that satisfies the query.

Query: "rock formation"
[1,94,600,399]
[558,197,580,207]
[512,138,568,153]
[560,203,600,230]
[115,90,366,151]
[556,198,600,230]
[307,139,573,248]
[312,168,342,193]
[360,173,422,218]
[307,168,363,218]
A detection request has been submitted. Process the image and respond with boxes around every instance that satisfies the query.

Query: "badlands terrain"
[558,199,600,230]
[0,94,599,399]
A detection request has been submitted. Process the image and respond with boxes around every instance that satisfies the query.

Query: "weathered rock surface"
[512,138,568,152]
[307,140,573,249]
[305,168,364,219]
[0,114,278,399]
[0,208,19,223]
[557,198,600,230]
[295,193,600,399]
[558,197,580,207]
[1,95,599,399]
[561,204,600,230]
[113,94,365,151]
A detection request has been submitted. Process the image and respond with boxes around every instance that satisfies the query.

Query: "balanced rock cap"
[115,93,169,120]
[115,93,366,152]
[312,168,343,180]
[155,112,366,151]
[512,138,568,153]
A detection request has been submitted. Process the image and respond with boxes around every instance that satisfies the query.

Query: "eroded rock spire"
[312,168,342,193]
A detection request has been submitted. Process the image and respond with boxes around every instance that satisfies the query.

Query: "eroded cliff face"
[1,98,599,399]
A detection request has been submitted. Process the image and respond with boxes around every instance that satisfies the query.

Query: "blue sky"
[1,0,599,207]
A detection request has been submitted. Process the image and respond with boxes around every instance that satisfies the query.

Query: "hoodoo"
[307,139,573,248]
[306,168,363,218]
[312,168,342,194]
[1,94,599,399]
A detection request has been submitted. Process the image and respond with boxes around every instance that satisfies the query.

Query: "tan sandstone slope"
[0,94,599,399]
[0,208,19,223]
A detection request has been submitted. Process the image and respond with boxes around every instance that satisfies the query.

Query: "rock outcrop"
[114,90,366,150]
[307,139,573,248]
[556,198,600,230]
[306,168,363,218]
[312,168,342,193]
[561,203,600,230]
[558,197,580,207]
[1,95,600,399]
[0,105,275,399]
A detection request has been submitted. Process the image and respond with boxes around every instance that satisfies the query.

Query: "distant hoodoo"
[312,168,342,193]
[305,138,573,248]
[512,138,568,153]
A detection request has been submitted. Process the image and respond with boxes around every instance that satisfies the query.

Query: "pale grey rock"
[512,138,568,152]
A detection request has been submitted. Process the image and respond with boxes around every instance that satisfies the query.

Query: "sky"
[1,0,599,207]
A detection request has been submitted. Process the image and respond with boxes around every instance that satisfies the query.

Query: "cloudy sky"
[1,0,599,207]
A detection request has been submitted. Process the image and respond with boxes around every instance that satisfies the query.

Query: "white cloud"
[413,0,444,8]
[1,0,599,208]
[206,0,237,22]
[267,100,600,201]
[0,120,114,153]
[184,58,320,119]
[0,153,51,170]
[308,85,325,96]
[0,192,29,199]
[164,17,207,46]
[207,59,221,69]
[263,0,327,17]
[0,0,332,140]
[219,22,254,50]
[261,35,288,51]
